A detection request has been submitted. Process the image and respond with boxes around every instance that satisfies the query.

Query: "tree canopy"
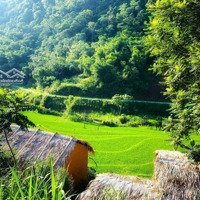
[0,0,163,99]
[146,0,200,159]
[0,88,35,162]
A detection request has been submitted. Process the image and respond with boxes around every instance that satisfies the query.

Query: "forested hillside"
[0,0,163,99]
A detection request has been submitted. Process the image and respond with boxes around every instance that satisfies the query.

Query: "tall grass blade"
[11,168,25,200]
[0,182,2,200]
[44,185,48,200]
[14,191,20,200]
[51,160,56,200]
[28,172,33,200]
[33,175,39,198]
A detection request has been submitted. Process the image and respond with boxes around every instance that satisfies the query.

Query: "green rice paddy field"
[23,111,173,177]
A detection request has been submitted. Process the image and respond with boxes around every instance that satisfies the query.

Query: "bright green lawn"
[23,111,173,177]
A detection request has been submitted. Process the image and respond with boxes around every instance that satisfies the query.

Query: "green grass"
[23,111,173,177]
[0,160,71,200]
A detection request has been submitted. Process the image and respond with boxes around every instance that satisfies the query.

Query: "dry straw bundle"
[77,150,200,200]
[154,150,200,200]
[76,173,159,200]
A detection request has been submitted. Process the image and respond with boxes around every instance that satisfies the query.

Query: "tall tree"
[146,0,200,160]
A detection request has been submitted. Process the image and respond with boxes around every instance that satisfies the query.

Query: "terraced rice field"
[23,111,172,177]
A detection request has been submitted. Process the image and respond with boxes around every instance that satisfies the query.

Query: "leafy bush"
[119,115,130,124]
[26,92,43,106]
[51,83,84,96]
[68,113,91,123]
[65,96,118,114]
[37,106,61,116]
[102,121,118,127]
[112,94,133,114]
[41,95,66,112]
[127,121,139,127]
[65,96,81,115]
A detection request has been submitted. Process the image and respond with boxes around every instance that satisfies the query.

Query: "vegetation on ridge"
[0,0,163,99]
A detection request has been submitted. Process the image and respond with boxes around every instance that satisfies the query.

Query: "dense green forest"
[0,0,200,199]
[0,0,163,99]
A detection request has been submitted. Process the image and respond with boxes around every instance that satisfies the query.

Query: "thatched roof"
[154,150,200,200]
[77,150,200,200]
[76,173,160,200]
[7,125,94,168]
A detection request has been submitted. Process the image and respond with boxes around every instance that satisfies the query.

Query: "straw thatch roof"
[6,125,94,168]
[76,173,160,200]
[77,150,200,200]
[154,150,200,200]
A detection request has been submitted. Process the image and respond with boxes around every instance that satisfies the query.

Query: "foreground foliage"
[0,88,35,163]
[146,0,200,160]
[0,151,72,200]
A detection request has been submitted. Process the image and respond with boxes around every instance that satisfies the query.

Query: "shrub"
[51,83,84,96]
[65,97,118,114]
[41,95,66,112]
[47,80,60,94]
[119,115,130,124]
[139,118,149,126]
[37,106,61,116]
[102,121,118,127]
[65,96,81,115]
[68,113,91,123]
[27,93,43,106]
[147,119,161,127]
[112,94,133,114]
[127,121,139,127]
